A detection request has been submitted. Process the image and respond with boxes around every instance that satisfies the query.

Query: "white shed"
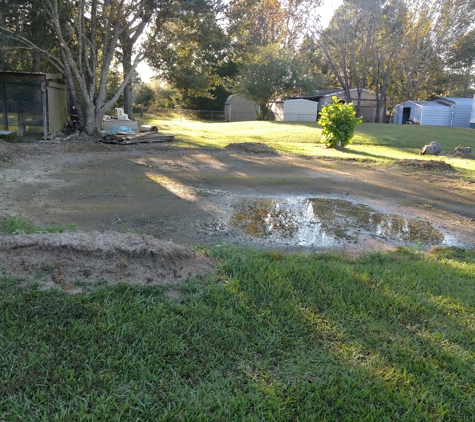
[393,101,424,124]
[271,99,318,121]
[393,100,454,126]
[224,94,258,121]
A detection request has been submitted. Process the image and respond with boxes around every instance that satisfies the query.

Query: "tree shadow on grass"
[332,145,401,162]
[217,246,475,420]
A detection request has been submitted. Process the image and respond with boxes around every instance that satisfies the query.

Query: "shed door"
[402,107,411,124]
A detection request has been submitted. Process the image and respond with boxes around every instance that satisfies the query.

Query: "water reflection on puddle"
[229,197,448,247]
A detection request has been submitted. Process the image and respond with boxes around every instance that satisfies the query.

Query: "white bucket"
[139,125,158,132]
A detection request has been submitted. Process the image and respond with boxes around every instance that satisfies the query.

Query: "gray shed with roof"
[393,99,453,126]
[394,97,474,127]
[443,97,473,128]
[224,94,258,121]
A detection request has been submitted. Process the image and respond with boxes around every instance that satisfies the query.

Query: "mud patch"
[0,231,214,293]
[228,197,457,249]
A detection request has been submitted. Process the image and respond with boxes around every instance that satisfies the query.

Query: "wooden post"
[1,80,7,130]
[42,81,47,139]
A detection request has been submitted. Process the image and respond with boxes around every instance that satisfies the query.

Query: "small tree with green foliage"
[232,43,318,120]
[318,96,362,148]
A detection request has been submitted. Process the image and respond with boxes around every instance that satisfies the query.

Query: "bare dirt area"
[1,137,474,291]
[0,231,214,294]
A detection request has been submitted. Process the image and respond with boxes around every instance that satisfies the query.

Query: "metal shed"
[0,71,68,138]
[442,97,473,128]
[271,98,318,121]
[224,94,258,121]
[470,95,475,129]
[393,100,454,126]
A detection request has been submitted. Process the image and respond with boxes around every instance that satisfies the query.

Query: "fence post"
[42,81,48,139]
[1,80,8,130]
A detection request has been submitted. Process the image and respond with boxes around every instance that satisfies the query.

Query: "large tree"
[0,0,175,134]
[145,0,231,109]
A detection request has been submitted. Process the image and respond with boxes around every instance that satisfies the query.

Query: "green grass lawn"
[2,246,475,420]
[139,117,475,177]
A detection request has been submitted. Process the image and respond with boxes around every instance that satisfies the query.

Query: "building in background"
[393,97,473,127]
[270,99,318,121]
[224,94,258,122]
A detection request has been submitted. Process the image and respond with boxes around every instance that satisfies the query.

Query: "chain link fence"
[0,79,46,137]
[137,106,226,122]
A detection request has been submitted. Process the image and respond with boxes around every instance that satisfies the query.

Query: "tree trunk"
[32,50,41,72]
[83,105,98,135]
[355,87,362,116]
[375,63,380,123]
[32,50,42,112]
[120,17,150,122]
[257,102,269,120]
[121,39,135,120]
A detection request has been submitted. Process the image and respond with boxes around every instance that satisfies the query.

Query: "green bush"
[318,96,362,148]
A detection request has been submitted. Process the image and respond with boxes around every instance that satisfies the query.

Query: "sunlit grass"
[137,115,475,175]
[2,246,475,420]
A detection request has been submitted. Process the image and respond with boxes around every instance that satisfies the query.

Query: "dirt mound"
[396,159,454,171]
[225,142,278,154]
[0,231,214,293]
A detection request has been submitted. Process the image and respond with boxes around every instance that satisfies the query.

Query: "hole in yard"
[228,197,450,248]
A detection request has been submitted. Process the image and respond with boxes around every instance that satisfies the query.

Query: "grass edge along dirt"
[1,242,475,420]
[0,215,76,235]
[139,116,475,177]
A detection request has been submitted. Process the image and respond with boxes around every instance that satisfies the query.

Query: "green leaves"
[318,96,363,148]
[233,43,316,120]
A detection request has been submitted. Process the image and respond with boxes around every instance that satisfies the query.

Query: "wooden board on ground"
[101,132,175,145]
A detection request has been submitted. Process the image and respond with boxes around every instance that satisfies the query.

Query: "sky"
[318,0,343,27]
[136,0,343,83]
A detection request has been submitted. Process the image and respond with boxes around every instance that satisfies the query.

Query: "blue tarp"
[104,126,136,135]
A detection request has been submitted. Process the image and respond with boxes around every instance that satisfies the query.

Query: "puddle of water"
[229,197,449,247]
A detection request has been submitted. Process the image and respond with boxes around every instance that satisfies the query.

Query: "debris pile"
[101,129,174,145]
[396,159,453,171]
[447,145,473,158]
[225,142,278,154]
